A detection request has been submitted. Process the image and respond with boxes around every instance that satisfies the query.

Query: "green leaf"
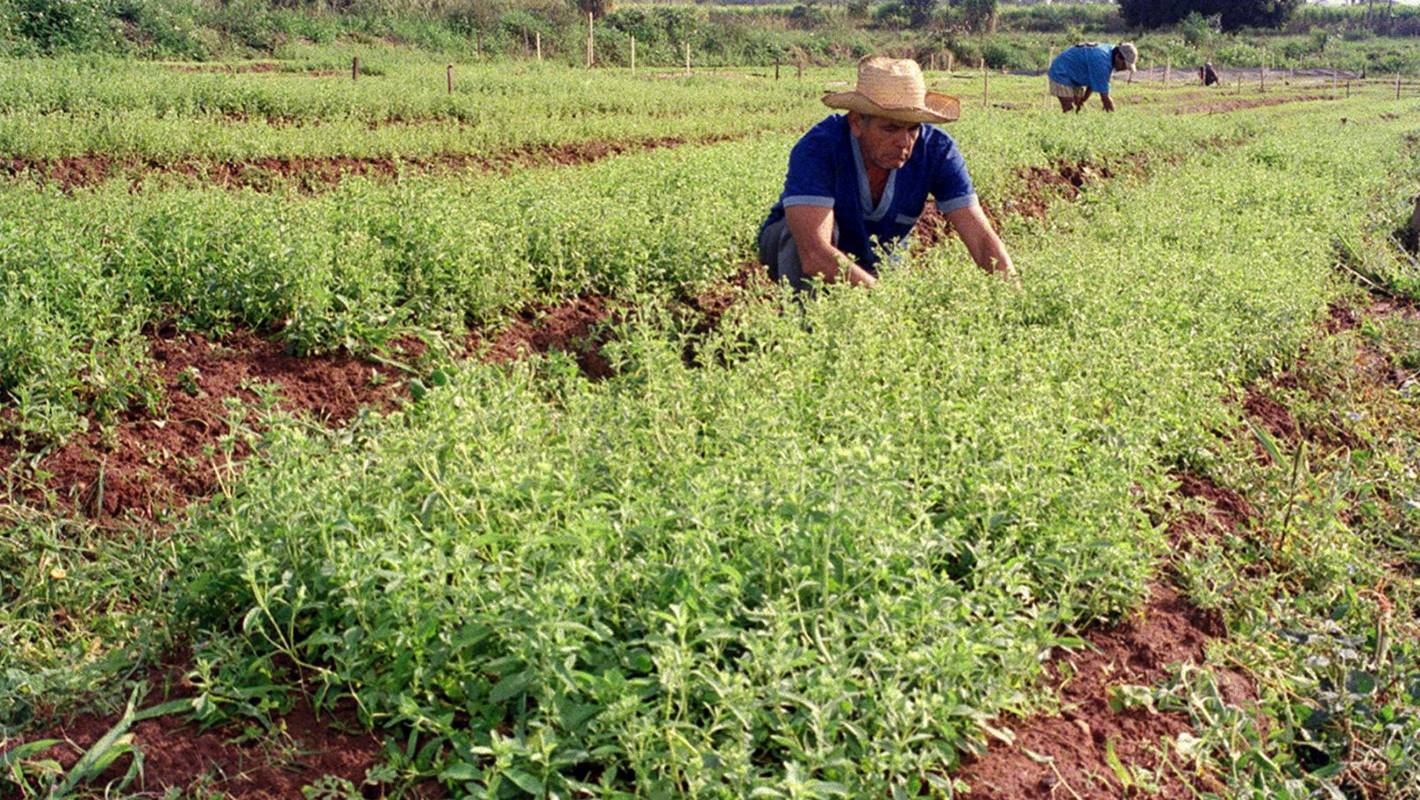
[503,768,545,796]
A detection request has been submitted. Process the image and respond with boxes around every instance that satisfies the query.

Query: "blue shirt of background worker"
[1047,42,1138,113]
[757,56,1016,291]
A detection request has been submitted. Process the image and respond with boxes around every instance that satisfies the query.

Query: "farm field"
[1,49,1419,800]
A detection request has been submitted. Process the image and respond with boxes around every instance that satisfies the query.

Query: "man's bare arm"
[1100,93,1115,112]
[945,204,1018,282]
[785,205,878,288]
[1077,87,1092,112]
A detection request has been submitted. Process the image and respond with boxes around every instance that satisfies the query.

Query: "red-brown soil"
[953,472,1257,799]
[0,327,406,519]
[16,692,436,799]
[1173,94,1327,115]
[1,135,739,193]
[479,295,619,380]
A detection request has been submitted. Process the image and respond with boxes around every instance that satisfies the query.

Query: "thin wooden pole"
[685,40,691,76]
[1346,80,1351,98]
[535,31,541,62]
[797,59,802,81]
[586,12,594,68]
[775,54,780,80]
[446,63,453,94]
[946,51,953,73]
[631,35,636,74]
[1164,57,1170,84]
[981,58,988,106]
[352,55,359,81]
[1260,52,1267,93]
[1398,72,1403,101]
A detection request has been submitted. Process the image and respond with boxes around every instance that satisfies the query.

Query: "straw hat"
[1117,42,1139,72]
[822,56,961,124]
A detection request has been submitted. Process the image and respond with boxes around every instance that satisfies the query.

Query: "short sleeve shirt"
[760,114,977,273]
[1048,44,1115,94]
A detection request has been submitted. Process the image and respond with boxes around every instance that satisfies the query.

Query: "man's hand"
[1100,94,1115,112]
[785,205,877,288]
[944,203,1018,285]
[1077,87,1092,113]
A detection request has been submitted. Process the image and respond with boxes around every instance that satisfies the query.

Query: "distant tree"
[952,0,997,32]
[571,0,612,20]
[1117,0,1301,32]
[900,0,937,26]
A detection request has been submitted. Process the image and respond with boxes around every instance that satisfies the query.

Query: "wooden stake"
[1164,58,1170,84]
[1398,72,1403,101]
[685,40,691,76]
[586,12,594,68]
[631,35,636,74]
[352,55,359,81]
[797,60,802,81]
[946,51,953,73]
[982,58,988,106]
[775,55,780,81]
[1347,80,1351,98]
[446,63,453,94]
[536,31,541,62]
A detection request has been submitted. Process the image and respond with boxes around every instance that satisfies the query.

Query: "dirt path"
[0,134,743,192]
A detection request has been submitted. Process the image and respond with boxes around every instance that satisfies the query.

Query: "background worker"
[1202,62,1220,87]
[1047,42,1139,113]
[758,56,1016,291]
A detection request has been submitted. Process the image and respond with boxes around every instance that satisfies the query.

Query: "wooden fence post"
[535,31,541,62]
[446,64,453,94]
[775,54,780,81]
[1398,72,1403,101]
[631,35,636,74]
[946,50,953,73]
[352,56,359,81]
[685,40,691,76]
[586,12,594,68]
[1164,57,1170,84]
[981,58,988,106]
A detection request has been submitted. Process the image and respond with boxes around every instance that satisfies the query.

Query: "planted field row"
[165,103,1419,796]
[0,109,1247,445]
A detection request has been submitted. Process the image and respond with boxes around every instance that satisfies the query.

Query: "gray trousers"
[757,218,839,292]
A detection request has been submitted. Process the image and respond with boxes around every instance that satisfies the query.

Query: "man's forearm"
[801,245,877,287]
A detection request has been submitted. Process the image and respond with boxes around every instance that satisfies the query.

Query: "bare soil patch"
[953,479,1256,799]
[1173,94,1327,115]
[1,135,738,193]
[478,295,620,380]
[17,692,436,799]
[0,327,405,519]
[953,587,1248,799]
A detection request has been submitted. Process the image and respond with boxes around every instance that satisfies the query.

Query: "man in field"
[1047,42,1139,113]
[758,56,1016,291]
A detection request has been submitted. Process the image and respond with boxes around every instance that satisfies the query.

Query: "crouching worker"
[1047,42,1138,113]
[758,56,1016,291]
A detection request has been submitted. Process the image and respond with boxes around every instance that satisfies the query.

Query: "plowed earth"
[1,134,737,192]
[953,483,1256,800]
[0,326,406,519]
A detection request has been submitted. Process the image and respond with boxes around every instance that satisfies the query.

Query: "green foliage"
[168,104,1417,795]
[1118,0,1302,32]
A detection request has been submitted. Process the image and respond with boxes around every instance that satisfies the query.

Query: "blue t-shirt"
[1048,44,1116,94]
[760,114,977,272]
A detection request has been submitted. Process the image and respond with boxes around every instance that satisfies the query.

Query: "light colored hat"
[1117,42,1139,71]
[822,56,961,124]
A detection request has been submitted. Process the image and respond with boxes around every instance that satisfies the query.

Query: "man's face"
[849,114,921,172]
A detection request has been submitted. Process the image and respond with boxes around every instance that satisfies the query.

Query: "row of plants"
[156,100,1419,796]
[0,85,1240,445]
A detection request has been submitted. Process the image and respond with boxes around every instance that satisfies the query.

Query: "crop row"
[169,103,1418,796]
[0,106,1250,445]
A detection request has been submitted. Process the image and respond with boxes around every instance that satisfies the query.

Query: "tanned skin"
[785,112,1017,288]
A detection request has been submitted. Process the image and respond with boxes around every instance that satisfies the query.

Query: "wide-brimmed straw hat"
[822,56,960,124]
[1117,42,1139,72]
